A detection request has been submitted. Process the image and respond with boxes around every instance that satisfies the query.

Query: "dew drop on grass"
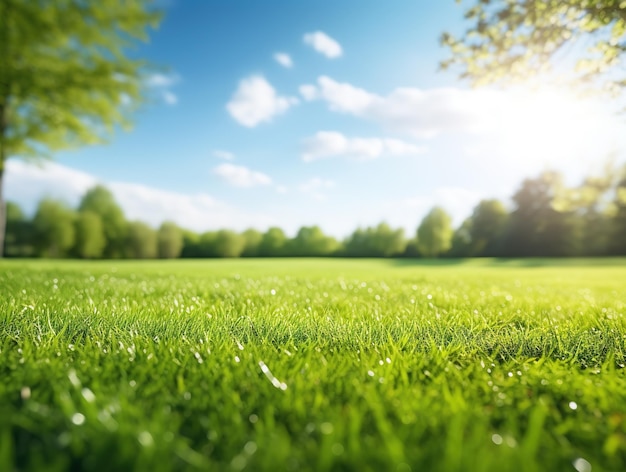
[491,434,503,445]
[573,457,592,472]
[320,422,334,435]
[81,388,96,403]
[244,441,257,455]
[248,414,258,424]
[138,431,154,447]
[569,401,578,410]
[367,370,375,377]
[71,413,85,425]
[21,387,31,400]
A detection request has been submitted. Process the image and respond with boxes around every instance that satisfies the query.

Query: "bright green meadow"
[1,258,626,471]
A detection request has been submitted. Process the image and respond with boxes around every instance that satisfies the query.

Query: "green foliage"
[503,172,579,257]
[344,223,406,257]
[611,166,626,255]
[212,230,246,258]
[442,0,626,92]
[157,222,183,259]
[241,228,263,257]
[125,221,157,259]
[258,227,288,257]
[4,201,33,257]
[32,199,76,257]
[469,199,508,256]
[288,226,340,256]
[2,258,626,471]
[417,207,453,257]
[79,185,127,258]
[0,0,161,161]
[73,211,106,259]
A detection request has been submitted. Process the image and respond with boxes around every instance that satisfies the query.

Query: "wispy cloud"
[226,75,298,127]
[302,131,425,162]
[303,31,343,59]
[146,72,180,106]
[213,150,235,161]
[273,52,293,68]
[213,163,272,188]
[298,177,335,201]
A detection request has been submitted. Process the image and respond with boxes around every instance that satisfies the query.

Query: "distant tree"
[0,1,162,256]
[213,230,245,258]
[241,228,263,257]
[79,186,127,258]
[33,199,76,257]
[503,172,579,257]
[344,223,406,257]
[158,221,183,259]
[125,221,157,259]
[181,229,202,258]
[469,200,508,256]
[74,211,106,259]
[561,165,617,256]
[416,207,453,258]
[4,201,33,257]
[258,227,288,257]
[289,226,340,256]
[611,166,626,255]
[449,218,473,258]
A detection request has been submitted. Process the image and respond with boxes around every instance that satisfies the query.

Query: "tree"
[126,221,157,259]
[449,218,473,258]
[442,1,626,92]
[468,200,508,256]
[33,199,76,257]
[0,1,162,256]
[288,226,340,256]
[611,166,626,255]
[502,172,579,257]
[181,229,202,258]
[416,207,453,258]
[343,223,406,257]
[241,229,263,257]
[258,227,288,257]
[74,211,106,259]
[79,186,127,258]
[158,221,183,259]
[213,230,245,258]
[4,201,33,257]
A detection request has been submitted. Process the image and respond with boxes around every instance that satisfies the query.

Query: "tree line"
[5,165,626,259]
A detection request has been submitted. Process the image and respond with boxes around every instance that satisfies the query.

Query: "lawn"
[1,258,626,471]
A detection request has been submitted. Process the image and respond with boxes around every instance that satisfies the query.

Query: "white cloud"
[226,75,298,127]
[298,177,335,201]
[213,150,235,161]
[299,76,626,175]
[4,160,276,232]
[146,73,178,88]
[303,31,343,59]
[275,185,288,194]
[162,91,178,105]
[300,76,493,138]
[302,131,425,162]
[146,72,180,106]
[213,163,272,188]
[274,52,293,68]
[299,84,318,101]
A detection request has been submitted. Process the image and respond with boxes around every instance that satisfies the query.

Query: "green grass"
[1,258,626,471]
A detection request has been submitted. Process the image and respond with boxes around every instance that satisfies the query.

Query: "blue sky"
[7,0,626,237]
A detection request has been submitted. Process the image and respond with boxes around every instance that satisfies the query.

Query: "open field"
[1,258,626,471]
